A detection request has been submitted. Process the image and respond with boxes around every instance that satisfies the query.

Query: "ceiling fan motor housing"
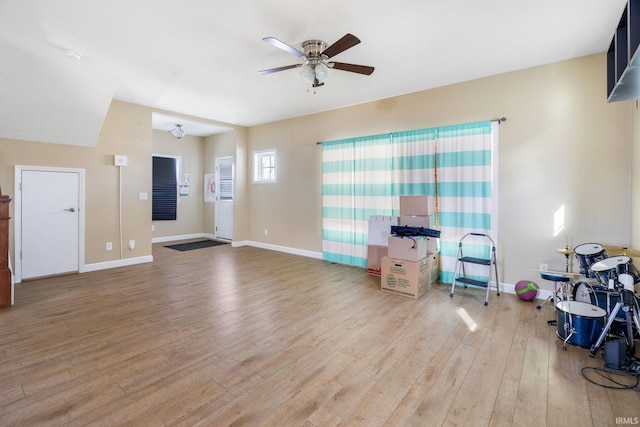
[302,40,328,64]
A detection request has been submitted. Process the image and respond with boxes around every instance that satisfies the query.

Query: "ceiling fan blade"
[263,37,306,58]
[330,62,375,75]
[322,33,361,59]
[258,64,303,75]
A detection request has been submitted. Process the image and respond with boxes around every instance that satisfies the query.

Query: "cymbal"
[557,248,573,255]
[603,245,640,257]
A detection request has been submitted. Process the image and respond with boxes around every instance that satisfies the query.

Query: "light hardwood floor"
[1,242,639,426]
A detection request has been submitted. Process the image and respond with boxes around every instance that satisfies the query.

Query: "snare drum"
[555,300,606,348]
[574,243,607,278]
[590,256,639,287]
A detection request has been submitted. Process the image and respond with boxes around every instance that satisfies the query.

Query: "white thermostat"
[114,155,128,166]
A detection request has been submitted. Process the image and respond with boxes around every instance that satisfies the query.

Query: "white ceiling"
[0,0,628,144]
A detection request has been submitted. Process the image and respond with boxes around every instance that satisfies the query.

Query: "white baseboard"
[233,240,323,259]
[82,255,153,273]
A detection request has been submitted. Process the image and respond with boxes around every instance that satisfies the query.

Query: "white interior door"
[215,157,234,240]
[20,169,81,280]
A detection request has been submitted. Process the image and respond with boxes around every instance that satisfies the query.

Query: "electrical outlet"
[539,263,548,271]
[264,229,268,236]
[106,242,112,251]
[128,240,135,250]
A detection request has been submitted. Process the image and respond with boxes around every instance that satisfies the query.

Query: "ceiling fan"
[258,33,374,88]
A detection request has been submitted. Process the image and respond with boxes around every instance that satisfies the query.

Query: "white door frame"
[14,165,86,283]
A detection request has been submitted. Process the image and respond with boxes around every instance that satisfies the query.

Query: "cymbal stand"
[562,244,570,273]
[589,288,640,358]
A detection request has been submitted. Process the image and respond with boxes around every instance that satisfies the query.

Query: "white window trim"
[253,149,277,183]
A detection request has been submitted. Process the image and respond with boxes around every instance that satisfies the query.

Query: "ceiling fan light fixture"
[315,62,329,82]
[169,124,185,139]
[300,63,315,83]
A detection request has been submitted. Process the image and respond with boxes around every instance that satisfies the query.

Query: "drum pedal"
[605,339,626,370]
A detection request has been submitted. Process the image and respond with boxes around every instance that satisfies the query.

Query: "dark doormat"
[164,240,228,252]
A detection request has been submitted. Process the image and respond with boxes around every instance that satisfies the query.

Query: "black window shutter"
[152,156,177,220]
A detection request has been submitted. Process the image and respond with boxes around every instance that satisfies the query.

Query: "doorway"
[215,156,234,240]
[14,166,85,282]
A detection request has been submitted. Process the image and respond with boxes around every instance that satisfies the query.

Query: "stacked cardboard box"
[398,195,436,229]
[388,235,437,261]
[381,253,440,299]
[380,196,440,298]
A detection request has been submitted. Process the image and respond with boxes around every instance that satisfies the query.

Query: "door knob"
[65,207,76,212]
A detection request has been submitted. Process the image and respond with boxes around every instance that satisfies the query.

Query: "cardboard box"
[366,245,387,276]
[400,196,435,216]
[399,214,436,228]
[388,235,437,261]
[368,215,399,246]
[381,253,440,299]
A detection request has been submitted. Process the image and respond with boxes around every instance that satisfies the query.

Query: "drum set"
[540,243,640,360]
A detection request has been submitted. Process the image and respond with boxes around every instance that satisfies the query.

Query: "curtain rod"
[317,117,507,144]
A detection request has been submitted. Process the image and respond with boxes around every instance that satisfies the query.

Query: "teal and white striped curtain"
[436,122,495,283]
[391,128,437,197]
[322,134,395,267]
[322,120,495,280]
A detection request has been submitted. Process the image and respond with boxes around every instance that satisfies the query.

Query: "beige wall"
[203,130,238,236]
[632,102,640,250]
[0,53,634,292]
[231,126,249,243]
[151,130,204,239]
[247,53,633,290]
[0,100,153,265]
[0,101,244,270]
[151,121,247,241]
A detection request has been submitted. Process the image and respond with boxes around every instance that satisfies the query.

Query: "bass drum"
[573,281,631,322]
[573,281,604,304]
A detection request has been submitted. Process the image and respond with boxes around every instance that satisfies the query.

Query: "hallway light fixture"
[169,124,185,139]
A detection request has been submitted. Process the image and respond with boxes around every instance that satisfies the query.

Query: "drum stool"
[536,272,571,325]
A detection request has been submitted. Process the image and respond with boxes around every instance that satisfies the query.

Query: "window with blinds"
[152,155,178,220]
[218,160,234,200]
